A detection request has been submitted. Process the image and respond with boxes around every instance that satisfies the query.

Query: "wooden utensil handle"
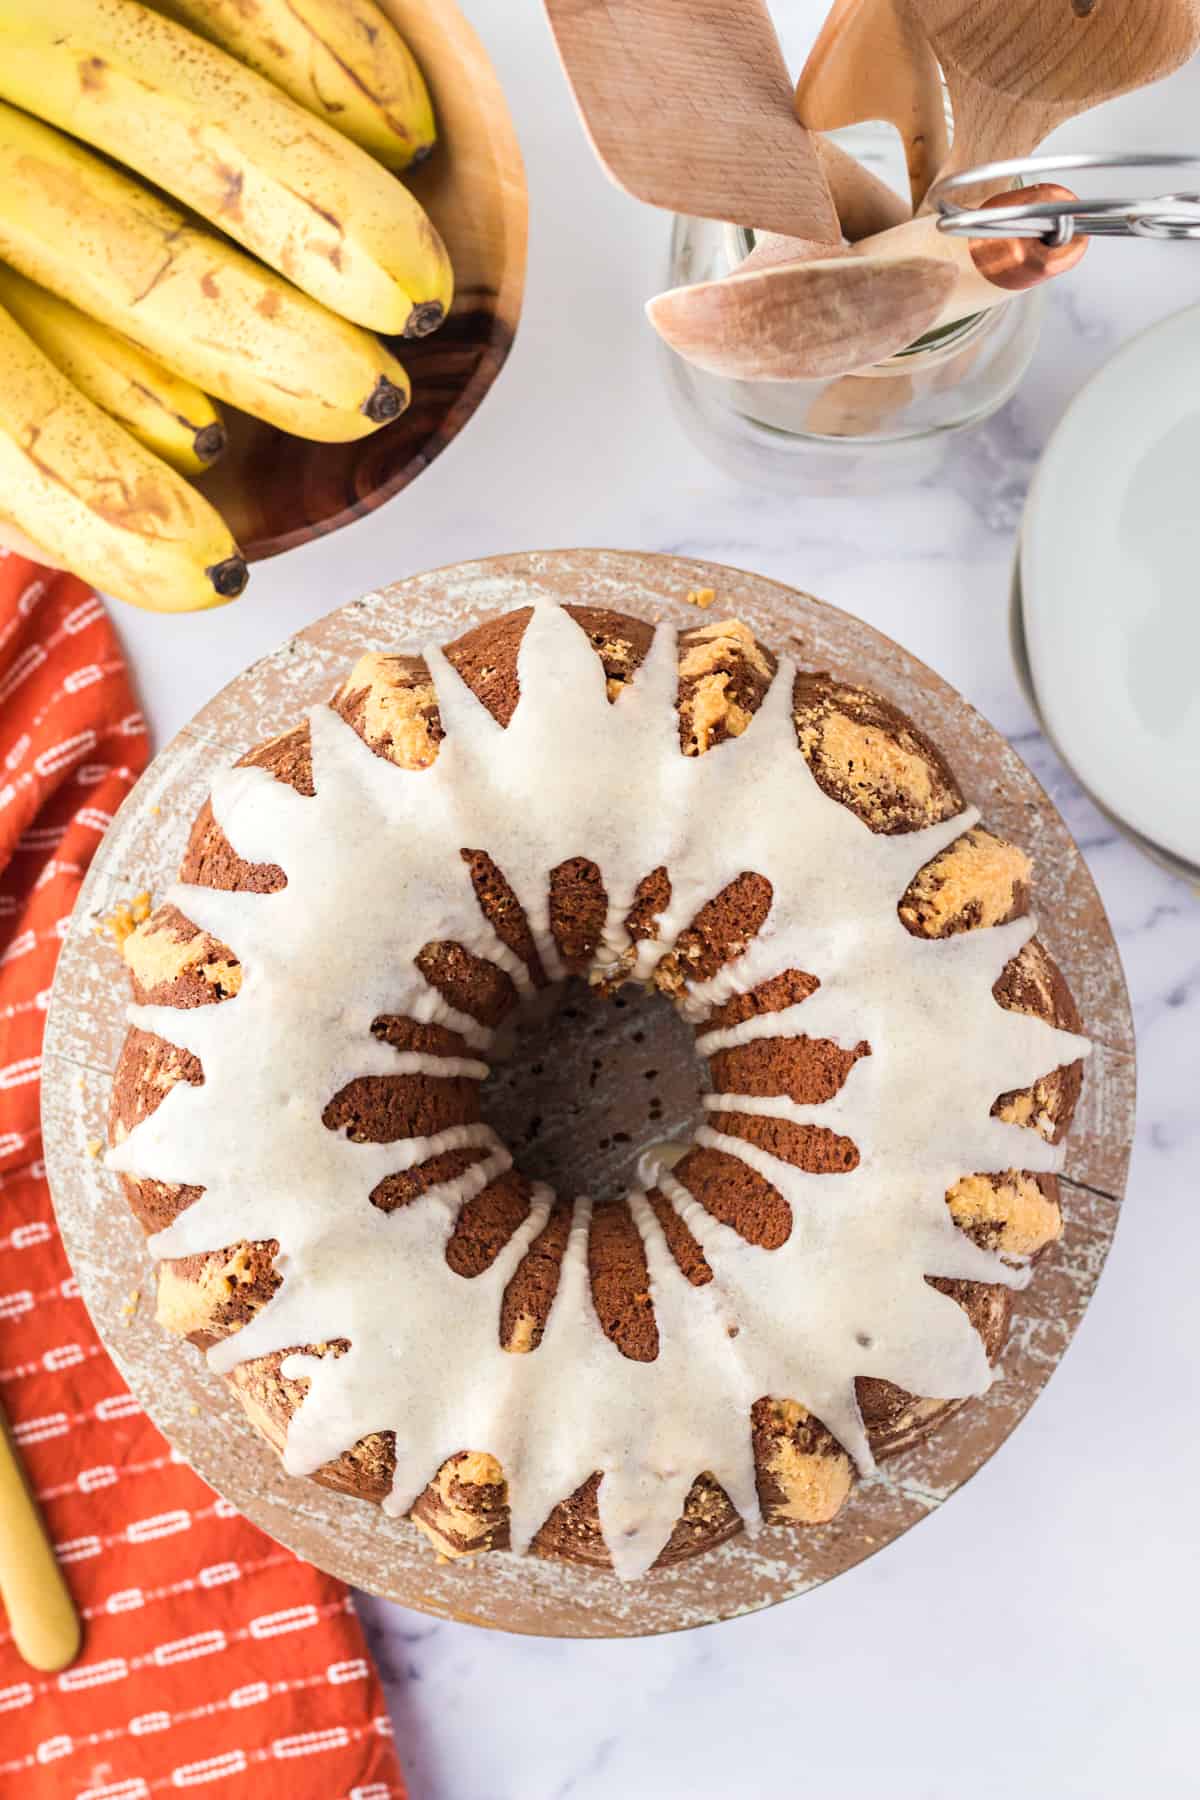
[852,187,1084,325]
[798,0,948,205]
[0,1408,81,1671]
[815,136,910,239]
[925,66,1048,200]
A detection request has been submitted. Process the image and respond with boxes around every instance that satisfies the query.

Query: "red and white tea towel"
[0,554,405,1798]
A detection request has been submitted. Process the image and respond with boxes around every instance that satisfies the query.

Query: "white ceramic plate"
[1022,304,1200,870]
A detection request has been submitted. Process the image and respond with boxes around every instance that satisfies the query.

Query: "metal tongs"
[932,151,1200,245]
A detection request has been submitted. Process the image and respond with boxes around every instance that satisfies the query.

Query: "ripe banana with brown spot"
[0,263,225,478]
[0,300,247,613]
[0,0,453,337]
[155,0,437,174]
[0,103,411,444]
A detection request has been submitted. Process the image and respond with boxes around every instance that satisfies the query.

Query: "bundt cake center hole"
[483,978,706,1199]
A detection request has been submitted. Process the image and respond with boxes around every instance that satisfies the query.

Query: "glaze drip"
[109,603,1089,1579]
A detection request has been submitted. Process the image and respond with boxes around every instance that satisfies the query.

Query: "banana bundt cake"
[107,600,1088,1579]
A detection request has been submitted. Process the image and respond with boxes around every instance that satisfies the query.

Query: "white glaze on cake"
[108,603,1089,1579]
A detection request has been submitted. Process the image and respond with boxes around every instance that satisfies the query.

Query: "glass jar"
[661,125,1045,490]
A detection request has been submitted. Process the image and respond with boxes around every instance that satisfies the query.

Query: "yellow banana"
[0,103,411,444]
[0,263,225,478]
[155,0,437,174]
[0,299,247,613]
[0,0,452,337]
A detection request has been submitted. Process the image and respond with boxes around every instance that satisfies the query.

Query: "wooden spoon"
[649,184,1087,382]
[542,0,840,240]
[0,1402,81,1671]
[646,253,956,380]
[907,0,1200,186]
[796,0,948,207]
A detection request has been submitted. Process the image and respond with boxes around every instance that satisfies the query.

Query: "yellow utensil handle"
[0,1407,81,1671]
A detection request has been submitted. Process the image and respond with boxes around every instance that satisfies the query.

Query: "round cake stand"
[41,551,1136,1639]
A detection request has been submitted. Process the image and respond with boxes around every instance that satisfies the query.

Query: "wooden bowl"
[42,550,1135,1638]
[195,0,526,561]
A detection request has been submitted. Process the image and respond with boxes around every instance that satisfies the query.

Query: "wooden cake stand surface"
[42,551,1135,1638]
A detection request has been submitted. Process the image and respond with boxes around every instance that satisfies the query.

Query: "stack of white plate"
[1017,303,1200,880]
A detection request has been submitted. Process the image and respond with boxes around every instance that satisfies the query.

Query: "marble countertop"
[108,4,1199,1794]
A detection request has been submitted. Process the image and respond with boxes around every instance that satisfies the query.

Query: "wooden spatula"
[0,1401,81,1671]
[796,0,948,207]
[647,252,956,380]
[543,0,840,240]
[906,0,1200,185]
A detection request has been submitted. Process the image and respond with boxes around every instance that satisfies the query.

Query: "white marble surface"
[108,4,1200,1794]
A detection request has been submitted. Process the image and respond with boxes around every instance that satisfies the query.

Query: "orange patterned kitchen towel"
[0,555,405,1799]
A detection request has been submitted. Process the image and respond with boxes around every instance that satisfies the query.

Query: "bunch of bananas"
[0,0,452,612]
